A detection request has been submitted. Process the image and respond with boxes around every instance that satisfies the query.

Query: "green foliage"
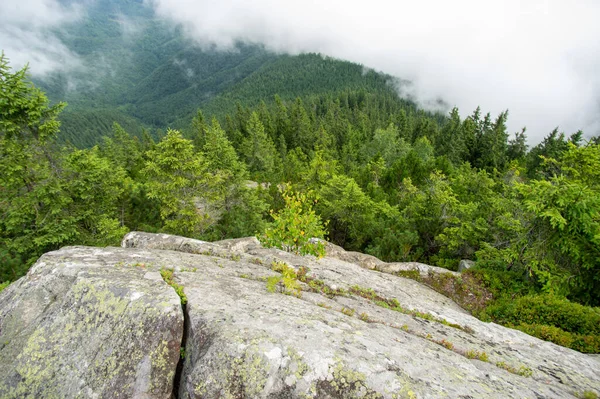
[143,129,223,237]
[359,312,371,322]
[266,261,302,297]
[393,172,459,262]
[465,268,531,299]
[260,186,327,257]
[465,350,489,362]
[341,307,355,317]
[0,53,65,142]
[577,391,599,399]
[517,144,600,305]
[481,294,600,335]
[437,164,525,267]
[240,112,280,180]
[480,294,600,353]
[438,339,454,350]
[513,323,600,354]
[316,174,378,250]
[160,268,187,305]
[0,54,127,282]
[5,22,600,358]
[0,281,10,294]
[199,118,268,240]
[495,361,533,377]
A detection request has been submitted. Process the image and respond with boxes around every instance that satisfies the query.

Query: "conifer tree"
[289,97,314,155]
[143,129,222,237]
[437,108,466,163]
[201,119,267,239]
[0,54,127,281]
[241,112,280,181]
[191,109,208,149]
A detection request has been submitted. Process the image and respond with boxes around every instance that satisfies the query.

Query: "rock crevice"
[172,302,189,399]
[0,231,598,398]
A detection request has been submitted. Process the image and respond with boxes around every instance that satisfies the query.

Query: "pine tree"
[240,112,280,181]
[191,109,208,149]
[143,129,222,237]
[437,108,466,163]
[0,54,128,281]
[507,128,528,163]
[201,119,268,239]
[289,97,314,155]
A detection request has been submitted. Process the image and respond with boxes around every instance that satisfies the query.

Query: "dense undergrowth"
[396,268,600,353]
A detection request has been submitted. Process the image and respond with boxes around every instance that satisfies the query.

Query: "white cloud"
[0,0,82,76]
[148,0,600,143]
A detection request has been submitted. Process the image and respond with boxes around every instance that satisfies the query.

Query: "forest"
[1,52,599,354]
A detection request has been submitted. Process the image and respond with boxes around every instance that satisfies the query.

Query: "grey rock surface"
[458,260,475,273]
[379,262,461,277]
[1,231,599,399]
[126,232,599,398]
[0,246,183,399]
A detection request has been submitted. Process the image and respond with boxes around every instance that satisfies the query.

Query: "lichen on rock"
[0,232,598,398]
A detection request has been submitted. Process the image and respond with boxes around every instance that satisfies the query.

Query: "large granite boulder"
[0,231,598,398]
[0,246,183,399]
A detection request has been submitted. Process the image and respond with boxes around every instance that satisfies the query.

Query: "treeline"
[2,55,600,352]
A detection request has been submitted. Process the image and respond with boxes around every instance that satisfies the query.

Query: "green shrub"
[266,261,302,297]
[514,323,600,354]
[465,350,489,362]
[260,185,327,257]
[482,294,600,335]
[0,280,10,293]
[578,391,599,399]
[466,268,532,299]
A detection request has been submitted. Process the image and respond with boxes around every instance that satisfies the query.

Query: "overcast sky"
[2,0,599,143]
[0,0,82,75]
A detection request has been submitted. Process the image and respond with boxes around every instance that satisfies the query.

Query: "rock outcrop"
[0,231,599,398]
[0,245,183,399]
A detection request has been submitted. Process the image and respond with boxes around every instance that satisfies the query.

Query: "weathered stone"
[378,262,461,277]
[213,236,262,253]
[122,231,243,261]
[129,232,600,398]
[1,232,599,399]
[322,240,384,270]
[0,246,183,399]
[458,259,475,273]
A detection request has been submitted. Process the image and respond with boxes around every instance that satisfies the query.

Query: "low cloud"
[149,0,600,143]
[0,0,83,76]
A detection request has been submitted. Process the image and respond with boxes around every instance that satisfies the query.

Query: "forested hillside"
[2,49,600,354]
[36,0,275,145]
[35,0,405,148]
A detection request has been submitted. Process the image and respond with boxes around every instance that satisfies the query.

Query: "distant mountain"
[35,0,405,147]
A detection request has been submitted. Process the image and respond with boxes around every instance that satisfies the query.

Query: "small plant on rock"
[466,350,489,362]
[260,185,327,257]
[341,307,356,317]
[266,261,302,297]
[160,268,188,305]
[359,312,371,322]
[439,339,454,350]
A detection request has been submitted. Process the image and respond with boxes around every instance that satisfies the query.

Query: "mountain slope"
[33,0,408,147]
[201,52,401,118]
